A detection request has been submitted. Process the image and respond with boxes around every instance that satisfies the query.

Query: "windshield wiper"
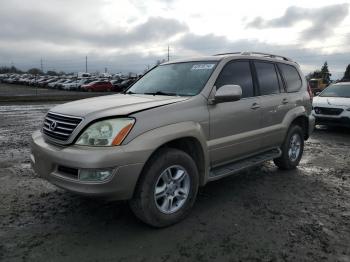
[143,91,177,96]
[125,91,136,94]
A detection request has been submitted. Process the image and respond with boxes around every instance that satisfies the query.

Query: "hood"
[313,96,350,107]
[50,93,189,117]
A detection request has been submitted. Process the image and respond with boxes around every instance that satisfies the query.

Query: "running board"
[208,148,281,181]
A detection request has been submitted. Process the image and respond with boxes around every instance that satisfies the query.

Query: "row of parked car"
[0,74,138,92]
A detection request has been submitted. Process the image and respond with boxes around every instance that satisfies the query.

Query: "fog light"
[79,169,113,182]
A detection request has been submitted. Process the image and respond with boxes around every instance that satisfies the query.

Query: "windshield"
[320,84,350,98]
[128,61,217,96]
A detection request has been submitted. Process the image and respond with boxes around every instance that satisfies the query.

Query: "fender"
[124,121,210,185]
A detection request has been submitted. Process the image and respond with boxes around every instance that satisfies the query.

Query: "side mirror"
[315,91,321,96]
[214,85,242,103]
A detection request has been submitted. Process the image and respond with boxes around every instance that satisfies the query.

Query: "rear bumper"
[30,131,151,200]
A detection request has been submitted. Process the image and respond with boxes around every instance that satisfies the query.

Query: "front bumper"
[314,115,350,127]
[30,131,150,200]
[312,109,350,127]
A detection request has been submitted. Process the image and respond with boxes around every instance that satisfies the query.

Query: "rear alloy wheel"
[274,125,304,170]
[288,133,302,162]
[130,148,199,227]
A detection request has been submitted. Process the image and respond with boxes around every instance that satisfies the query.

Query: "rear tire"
[129,148,199,228]
[274,125,304,170]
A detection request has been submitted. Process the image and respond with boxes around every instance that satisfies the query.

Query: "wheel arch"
[153,136,206,186]
[127,122,210,192]
[282,106,311,140]
[290,115,309,140]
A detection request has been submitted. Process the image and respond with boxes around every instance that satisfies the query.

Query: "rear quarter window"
[278,64,302,92]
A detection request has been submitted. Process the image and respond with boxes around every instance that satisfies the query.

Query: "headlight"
[75,118,135,146]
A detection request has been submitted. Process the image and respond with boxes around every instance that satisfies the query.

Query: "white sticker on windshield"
[191,64,215,70]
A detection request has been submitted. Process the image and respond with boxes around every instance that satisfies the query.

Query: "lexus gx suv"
[31,52,315,227]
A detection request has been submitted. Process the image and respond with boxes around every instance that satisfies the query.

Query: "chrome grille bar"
[42,112,83,142]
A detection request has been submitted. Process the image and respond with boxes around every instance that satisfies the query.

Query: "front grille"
[42,112,82,141]
[314,107,343,116]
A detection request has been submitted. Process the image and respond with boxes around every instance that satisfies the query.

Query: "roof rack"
[214,51,294,62]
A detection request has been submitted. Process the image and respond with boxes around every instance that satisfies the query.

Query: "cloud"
[174,33,350,79]
[0,0,348,78]
[246,3,350,40]
[0,5,188,48]
[175,33,279,55]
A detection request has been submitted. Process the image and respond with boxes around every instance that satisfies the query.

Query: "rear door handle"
[282,98,288,104]
[251,102,260,110]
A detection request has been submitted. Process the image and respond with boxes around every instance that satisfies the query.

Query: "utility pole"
[167,45,170,61]
[85,56,88,73]
[105,67,107,73]
[40,58,43,73]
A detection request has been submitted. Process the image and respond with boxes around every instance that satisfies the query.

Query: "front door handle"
[251,102,260,110]
[282,98,289,104]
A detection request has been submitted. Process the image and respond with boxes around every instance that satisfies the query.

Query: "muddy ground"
[0,103,349,262]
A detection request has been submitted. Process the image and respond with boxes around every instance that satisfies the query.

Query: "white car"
[61,81,78,90]
[61,79,91,90]
[312,82,350,127]
[48,79,66,88]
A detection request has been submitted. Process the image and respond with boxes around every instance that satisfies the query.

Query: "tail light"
[307,83,313,101]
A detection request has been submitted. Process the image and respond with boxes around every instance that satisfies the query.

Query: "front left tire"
[129,148,199,228]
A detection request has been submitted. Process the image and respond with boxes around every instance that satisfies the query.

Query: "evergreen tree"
[0,66,22,74]
[342,64,350,81]
[320,61,331,84]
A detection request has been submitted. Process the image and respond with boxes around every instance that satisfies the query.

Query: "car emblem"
[50,121,57,131]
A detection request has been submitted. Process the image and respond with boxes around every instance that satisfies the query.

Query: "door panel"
[259,94,291,148]
[208,60,262,166]
[254,61,291,148]
[208,97,262,166]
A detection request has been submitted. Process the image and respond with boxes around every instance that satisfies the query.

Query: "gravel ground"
[0,103,350,262]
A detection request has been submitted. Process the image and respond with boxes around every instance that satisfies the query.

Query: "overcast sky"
[0,0,349,78]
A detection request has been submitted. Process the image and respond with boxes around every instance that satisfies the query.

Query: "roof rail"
[214,51,294,62]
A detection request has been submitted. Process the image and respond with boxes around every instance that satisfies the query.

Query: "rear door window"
[215,61,254,98]
[254,62,280,95]
[278,64,302,92]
